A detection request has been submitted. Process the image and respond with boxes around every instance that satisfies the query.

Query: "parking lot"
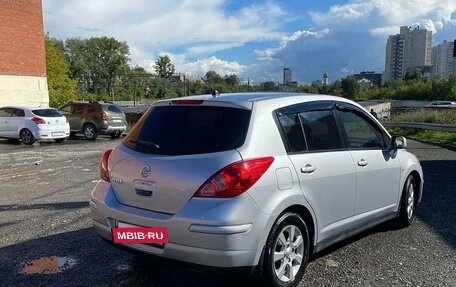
[0,138,455,287]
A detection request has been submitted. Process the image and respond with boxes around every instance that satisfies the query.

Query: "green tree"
[204,71,223,84]
[188,80,208,96]
[154,55,175,78]
[403,69,423,82]
[114,66,155,101]
[224,74,239,86]
[329,80,343,97]
[45,36,78,108]
[65,37,130,100]
[341,76,360,99]
[431,77,456,100]
[261,81,277,91]
[148,78,177,99]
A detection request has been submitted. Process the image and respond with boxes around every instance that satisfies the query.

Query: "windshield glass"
[123,105,250,156]
[32,109,63,117]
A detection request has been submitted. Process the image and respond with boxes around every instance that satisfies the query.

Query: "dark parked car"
[59,101,127,140]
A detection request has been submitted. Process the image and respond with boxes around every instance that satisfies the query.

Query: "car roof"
[154,92,362,110]
[0,106,56,111]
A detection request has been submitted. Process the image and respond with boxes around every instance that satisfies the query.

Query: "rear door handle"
[357,159,368,167]
[301,164,316,174]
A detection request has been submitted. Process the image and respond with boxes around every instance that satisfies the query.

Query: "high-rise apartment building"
[283,68,292,85]
[383,26,432,83]
[432,40,456,79]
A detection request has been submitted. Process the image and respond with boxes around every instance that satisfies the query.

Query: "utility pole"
[184,74,186,97]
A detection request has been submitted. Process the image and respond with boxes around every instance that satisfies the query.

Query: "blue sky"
[42,0,456,85]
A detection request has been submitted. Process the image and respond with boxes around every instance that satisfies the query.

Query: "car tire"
[20,129,35,145]
[7,138,20,144]
[110,132,121,139]
[82,123,98,140]
[397,175,417,228]
[262,212,310,287]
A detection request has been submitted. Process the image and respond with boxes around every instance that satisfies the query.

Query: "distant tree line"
[45,35,456,108]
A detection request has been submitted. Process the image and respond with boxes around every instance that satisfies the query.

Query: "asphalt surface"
[0,137,455,287]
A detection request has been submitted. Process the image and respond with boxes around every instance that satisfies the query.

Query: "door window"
[278,107,341,152]
[299,110,341,151]
[72,105,85,115]
[59,105,71,114]
[0,108,13,117]
[337,110,386,149]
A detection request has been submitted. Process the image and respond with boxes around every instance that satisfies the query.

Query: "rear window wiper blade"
[129,140,160,151]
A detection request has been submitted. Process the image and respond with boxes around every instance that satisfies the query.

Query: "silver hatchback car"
[90,93,423,287]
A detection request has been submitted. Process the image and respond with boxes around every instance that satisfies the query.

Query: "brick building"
[0,0,48,107]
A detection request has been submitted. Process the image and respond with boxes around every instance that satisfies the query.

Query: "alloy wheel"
[406,179,415,219]
[272,224,304,283]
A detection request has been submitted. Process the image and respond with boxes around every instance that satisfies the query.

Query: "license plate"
[52,132,64,136]
[113,222,168,244]
[112,119,122,123]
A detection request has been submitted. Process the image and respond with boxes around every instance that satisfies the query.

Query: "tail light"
[195,157,274,198]
[101,112,107,120]
[100,149,113,182]
[31,117,46,125]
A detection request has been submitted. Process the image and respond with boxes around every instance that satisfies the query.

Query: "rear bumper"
[100,125,126,134]
[34,125,70,140]
[90,181,269,268]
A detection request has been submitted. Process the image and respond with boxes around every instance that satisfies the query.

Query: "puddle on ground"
[20,256,77,275]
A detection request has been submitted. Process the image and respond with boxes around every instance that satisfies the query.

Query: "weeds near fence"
[391,109,456,125]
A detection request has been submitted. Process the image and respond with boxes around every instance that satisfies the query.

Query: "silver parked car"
[0,106,70,144]
[90,93,423,287]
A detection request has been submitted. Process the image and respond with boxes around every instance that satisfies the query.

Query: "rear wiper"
[129,140,160,151]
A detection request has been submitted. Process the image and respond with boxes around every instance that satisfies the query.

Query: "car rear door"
[0,107,13,137]
[277,102,357,243]
[8,108,25,138]
[67,104,85,132]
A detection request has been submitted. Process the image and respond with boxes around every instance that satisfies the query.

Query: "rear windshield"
[123,105,251,156]
[32,109,63,117]
[103,104,123,113]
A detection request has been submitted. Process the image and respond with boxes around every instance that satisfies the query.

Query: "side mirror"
[390,136,407,150]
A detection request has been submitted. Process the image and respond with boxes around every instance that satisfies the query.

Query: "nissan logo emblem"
[141,165,151,177]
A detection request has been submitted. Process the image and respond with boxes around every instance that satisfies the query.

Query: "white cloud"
[43,0,284,59]
[310,2,373,25]
[43,0,456,84]
[179,56,246,77]
[43,0,284,81]
[186,42,245,56]
[247,0,456,84]
[280,29,330,48]
[369,26,400,37]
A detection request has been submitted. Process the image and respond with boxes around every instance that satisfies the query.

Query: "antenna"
[200,77,220,97]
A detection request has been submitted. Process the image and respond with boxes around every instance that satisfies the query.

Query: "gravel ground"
[0,138,454,287]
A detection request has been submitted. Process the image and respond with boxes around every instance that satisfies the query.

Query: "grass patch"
[388,109,456,146]
[391,109,456,124]
[388,127,456,146]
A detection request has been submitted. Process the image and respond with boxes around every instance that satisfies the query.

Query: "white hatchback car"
[90,93,423,287]
[0,106,70,144]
